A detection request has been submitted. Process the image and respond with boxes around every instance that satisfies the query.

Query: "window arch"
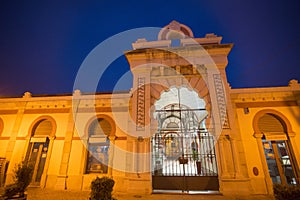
[88,118,112,137]
[86,116,115,174]
[253,109,293,136]
[258,113,286,133]
[32,119,53,137]
[28,116,56,138]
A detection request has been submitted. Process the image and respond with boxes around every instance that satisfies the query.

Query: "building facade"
[0,21,299,196]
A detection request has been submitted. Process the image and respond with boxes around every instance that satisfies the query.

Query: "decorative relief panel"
[136,77,145,130]
[223,113,230,129]
[213,74,230,129]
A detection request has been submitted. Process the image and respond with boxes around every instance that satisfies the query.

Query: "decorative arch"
[150,78,211,128]
[84,114,116,138]
[28,116,57,138]
[253,109,294,136]
[151,84,219,191]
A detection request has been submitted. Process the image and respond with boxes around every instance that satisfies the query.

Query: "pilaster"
[218,135,230,179]
[40,136,55,188]
[54,98,80,190]
[5,102,27,161]
[287,132,300,184]
[108,135,117,177]
[253,132,273,194]
[229,137,243,179]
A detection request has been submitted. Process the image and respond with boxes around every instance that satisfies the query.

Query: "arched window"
[86,118,112,174]
[258,113,298,185]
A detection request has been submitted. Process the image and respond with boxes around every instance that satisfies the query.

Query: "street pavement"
[26,188,275,200]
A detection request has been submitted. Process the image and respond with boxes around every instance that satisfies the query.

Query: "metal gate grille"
[151,102,219,191]
[152,131,218,177]
[151,130,219,191]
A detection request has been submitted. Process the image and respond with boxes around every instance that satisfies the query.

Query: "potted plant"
[90,176,115,200]
[2,161,33,200]
[178,156,188,164]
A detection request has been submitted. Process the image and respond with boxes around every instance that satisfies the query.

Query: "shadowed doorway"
[25,119,53,186]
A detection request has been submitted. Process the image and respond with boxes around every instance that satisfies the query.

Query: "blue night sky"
[0,1,300,96]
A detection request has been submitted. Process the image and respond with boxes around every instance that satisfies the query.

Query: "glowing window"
[86,118,111,174]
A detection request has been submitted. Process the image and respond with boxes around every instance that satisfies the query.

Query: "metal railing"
[151,132,218,177]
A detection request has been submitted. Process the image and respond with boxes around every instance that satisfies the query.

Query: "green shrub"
[14,162,34,193]
[273,184,300,200]
[90,177,115,200]
[3,162,33,198]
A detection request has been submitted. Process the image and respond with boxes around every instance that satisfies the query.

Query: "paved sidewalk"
[26,188,274,200]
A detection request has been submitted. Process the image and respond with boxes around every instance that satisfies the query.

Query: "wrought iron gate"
[151,104,219,191]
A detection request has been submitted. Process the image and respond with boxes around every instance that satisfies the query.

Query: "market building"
[0,21,299,196]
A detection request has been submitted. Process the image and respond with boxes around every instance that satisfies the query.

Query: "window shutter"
[33,120,53,136]
[89,118,112,137]
[258,114,285,133]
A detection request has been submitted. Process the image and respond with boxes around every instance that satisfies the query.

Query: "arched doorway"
[151,87,219,191]
[255,112,299,185]
[25,117,56,186]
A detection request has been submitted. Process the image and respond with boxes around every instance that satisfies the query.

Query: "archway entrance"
[25,119,53,186]
[151,87,219,191]
[258,113,298,185]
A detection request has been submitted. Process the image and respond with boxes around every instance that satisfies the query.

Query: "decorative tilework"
[136,77,145,130]
[213,74,230,129]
